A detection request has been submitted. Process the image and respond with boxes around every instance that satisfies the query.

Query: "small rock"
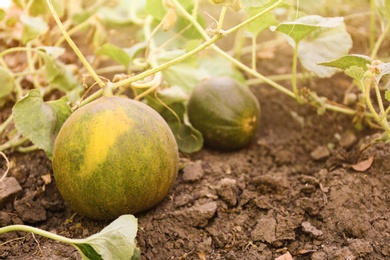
[14,195,47,223]
[339,132,357,150]
[182,160,204,182]
[311,251,327,260]
[0,177,23,207]
[0,211,12,226]
[215,178,238,207]
[251,217,276,243]
[347,239,373,257]
[174,194,194,208]
[301,221,323,239]
[173,201,217,227]
[310,146,330,161]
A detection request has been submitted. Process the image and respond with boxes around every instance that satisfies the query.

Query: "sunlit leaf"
[20,14,49,43]
[12,90,72,157]
[271,15,344,43]
[318,54,371,71]
[96,43,131,67]
[38,46,66,58]
[0,68,15,98]
[73,215,139,260]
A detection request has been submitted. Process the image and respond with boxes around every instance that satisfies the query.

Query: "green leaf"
[146,0,193,21]
[20,14,49,43]
[318,54,372,70]
[96,43,131,67]
[297,22,352,78]
[271,15,344,43]
[0,68,15,98]
[12,90,72,157]
[245,7,278,37]
[73,215,139,260]
[241,0,269,8]
[345,66,366,81]
[28,0,65,17]
[40,52,79,92]
[160,103,203,153]
[385,90,390,102]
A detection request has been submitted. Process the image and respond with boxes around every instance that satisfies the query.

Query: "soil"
[1,18,390,260]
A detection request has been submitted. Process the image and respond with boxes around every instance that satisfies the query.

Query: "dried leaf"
[351,156,374,172]
[41,174,52,185]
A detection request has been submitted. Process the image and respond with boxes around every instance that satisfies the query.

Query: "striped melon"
[52,96,179,220]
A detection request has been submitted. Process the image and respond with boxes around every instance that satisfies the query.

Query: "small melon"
[52,96,179,220]
[187,77,260,151]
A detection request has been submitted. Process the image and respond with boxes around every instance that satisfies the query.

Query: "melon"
[187,77,260,151]
[52,96,179,220]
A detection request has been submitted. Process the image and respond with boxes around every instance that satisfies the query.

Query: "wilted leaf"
[12,90,72,157]
[98,0,143,25]
[351,156,374,172]
[0,68,15,98]
[377,61,390,85]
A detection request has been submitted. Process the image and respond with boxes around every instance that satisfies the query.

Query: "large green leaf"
[272,15,344,43]
[12,90,72,157]
[297,21,352,77]
[318,54,372,70]
[0,68,15,98]
[73,215,139,260]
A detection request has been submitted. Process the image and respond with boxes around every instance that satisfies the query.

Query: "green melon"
[52,96,179,220]
[187,77,260,151]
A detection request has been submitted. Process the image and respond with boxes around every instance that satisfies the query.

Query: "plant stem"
[291,41,300,100]
[370,23,390,59]
[217,7,227,31]
[369,0,376,53]
[45,0,105,88]
[0,225,76,245]
[0,115,13,134]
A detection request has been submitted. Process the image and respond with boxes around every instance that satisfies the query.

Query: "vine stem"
[370,23,390,59]
[45,0,105,88]
[0,225,79,245]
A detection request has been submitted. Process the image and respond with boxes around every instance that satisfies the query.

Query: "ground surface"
[1,14,390,258]
[1,65,390,260]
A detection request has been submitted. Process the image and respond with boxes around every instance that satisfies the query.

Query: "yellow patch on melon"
[80,107,132,176]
